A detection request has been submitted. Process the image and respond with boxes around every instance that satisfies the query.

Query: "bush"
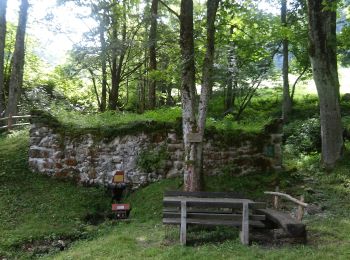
[285,117,321,154]
[136,145,169,173]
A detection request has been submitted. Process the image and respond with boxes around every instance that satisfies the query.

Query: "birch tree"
[180,0,220,191]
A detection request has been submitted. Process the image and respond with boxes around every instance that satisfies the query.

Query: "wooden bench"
[162,191,266,245]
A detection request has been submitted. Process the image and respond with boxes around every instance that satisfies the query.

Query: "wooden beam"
[264,191,308,207]
[180,200,187,246]
[240,202,249,245]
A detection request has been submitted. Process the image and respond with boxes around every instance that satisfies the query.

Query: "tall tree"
[281,0,292,121]
[148,0,158,109]
[6,0,29,117]
[307,0,343,170]
[108,0,127,110]
[0,0,7,116]
[180,0,220,191]
[98,15,108,112]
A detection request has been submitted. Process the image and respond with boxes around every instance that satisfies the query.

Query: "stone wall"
[28,121,282,189]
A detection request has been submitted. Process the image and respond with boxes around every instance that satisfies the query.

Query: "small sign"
[187,133,202,143]
[113,171,125,183]
[112,203,130,211]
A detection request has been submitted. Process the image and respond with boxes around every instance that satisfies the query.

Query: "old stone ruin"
[28,111,282,190]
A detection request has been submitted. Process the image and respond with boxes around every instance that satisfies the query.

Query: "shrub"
[136,145,169,173]
[285,117,321,154]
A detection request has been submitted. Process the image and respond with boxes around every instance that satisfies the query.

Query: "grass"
[0,130,111,258]
[1,129,350,259]
[2,88,350,258]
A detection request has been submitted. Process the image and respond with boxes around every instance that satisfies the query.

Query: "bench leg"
[240,202,249,245]
[180,201,187,245]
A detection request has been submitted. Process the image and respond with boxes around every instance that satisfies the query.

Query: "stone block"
[167,143,183,151]
[65,158,78,166]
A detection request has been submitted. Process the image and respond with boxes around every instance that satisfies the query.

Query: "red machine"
[110,171,131,219]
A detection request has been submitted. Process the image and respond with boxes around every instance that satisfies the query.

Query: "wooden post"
[273,186,279,209]
[240,202,249,245]
[180,200,187,246]
[7,113,12,131]
[297,195,305,221]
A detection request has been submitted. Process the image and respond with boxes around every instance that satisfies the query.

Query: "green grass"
[2,89,350,258]
[0,130,111,258]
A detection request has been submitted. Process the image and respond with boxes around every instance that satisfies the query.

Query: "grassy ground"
[0,130,111,258]
[1,128,350,259]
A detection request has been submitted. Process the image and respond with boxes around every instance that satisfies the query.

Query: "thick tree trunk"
[148,0,158,109]
[308,0,343,170]
[6,0,29,117]
[281,0,292,121]
[0,0,7,116]
[99,20,107,112]
[180,0,219,191]
[180,0,199,192]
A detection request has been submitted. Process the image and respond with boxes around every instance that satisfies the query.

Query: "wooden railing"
[264,186,308,221]
[0,114,32,130]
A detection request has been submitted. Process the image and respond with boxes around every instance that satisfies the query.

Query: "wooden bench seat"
[257,208,307,239]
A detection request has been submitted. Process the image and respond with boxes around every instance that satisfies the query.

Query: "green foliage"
[284,117,321,155]
[136,145,169,173]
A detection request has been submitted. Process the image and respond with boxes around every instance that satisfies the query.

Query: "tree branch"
[159,0,180,19]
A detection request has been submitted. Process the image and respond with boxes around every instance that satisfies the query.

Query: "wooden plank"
[0,115,32,121]
[0,123,30,129]
[163,212,265,221]
[240,202,249,245]
[163,197,265,209]
[163,218,265,228]
[257,208,306,237]
[180,201,187,246]
[164,191,245,199]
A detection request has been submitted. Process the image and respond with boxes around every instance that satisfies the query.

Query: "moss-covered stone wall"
[28,111,282,189]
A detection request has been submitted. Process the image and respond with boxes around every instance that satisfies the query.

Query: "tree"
[148,0,158,109]
[307,0,343,170]
[6,0,29,117]
[0,0,7,116]
[281,0,292,121]
[180,0,220,191]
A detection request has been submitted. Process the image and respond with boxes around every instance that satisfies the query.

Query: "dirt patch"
[20,236,73,256]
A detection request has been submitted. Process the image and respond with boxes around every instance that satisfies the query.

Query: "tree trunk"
[109,0,127,110]
[6,0,29,117]
[308,0,343,170]
[225,25,237,115]
[281,0,292,122]
[180,0,199,191]
[180,0,219,191]
[88,68,101,109]
[148,0,158,109]
[99,19,107,112]
[197,0,220,188]
[0,0,7,116]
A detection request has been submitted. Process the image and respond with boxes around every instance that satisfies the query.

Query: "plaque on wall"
[186,133,202,143]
